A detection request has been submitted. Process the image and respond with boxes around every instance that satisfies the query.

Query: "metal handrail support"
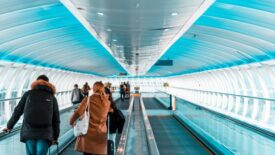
[116,96,135,155]
[140,95,160,155]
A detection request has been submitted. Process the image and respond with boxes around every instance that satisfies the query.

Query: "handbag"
[73,96,90,136]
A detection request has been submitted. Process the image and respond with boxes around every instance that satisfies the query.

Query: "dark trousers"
[120,92,125,101]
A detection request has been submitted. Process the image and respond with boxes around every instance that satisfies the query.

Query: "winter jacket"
[70,94,111,154]
[7,80,60,143]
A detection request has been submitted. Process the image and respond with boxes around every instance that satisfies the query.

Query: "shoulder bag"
[73,96,90,136]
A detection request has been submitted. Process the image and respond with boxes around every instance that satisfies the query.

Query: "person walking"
[119,82,126,101]
[71,84,84,105]
[105,87,125,151]
[82,82,91,97]
[2,75,60,155]
[70,81,112,155]
[125,81,130,99]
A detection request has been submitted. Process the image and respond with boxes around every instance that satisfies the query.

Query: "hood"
[31,80,56,95]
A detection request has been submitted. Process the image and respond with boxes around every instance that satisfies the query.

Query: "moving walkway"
[1,93,274,155]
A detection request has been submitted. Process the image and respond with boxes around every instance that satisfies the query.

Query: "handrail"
[116,96,134,155]
[171,87,275,102]
[0,90,72,102]
[0,103,78,139]
[140,95,160,155]
[159,90,275,139]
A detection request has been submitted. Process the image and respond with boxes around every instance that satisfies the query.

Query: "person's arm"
[4,91,30,131]
[69,96,88,126]
[52,96,60,142]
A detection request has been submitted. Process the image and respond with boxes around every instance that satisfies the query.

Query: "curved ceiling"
[0,0,125,76]
[61,0,214,76]
[148,0,275,76]
[0,0,274,77]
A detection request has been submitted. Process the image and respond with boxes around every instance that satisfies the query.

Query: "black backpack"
[78,89,84,102]
[24,90,54,128]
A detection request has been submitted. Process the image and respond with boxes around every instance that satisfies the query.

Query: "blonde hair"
[93,81,106,102]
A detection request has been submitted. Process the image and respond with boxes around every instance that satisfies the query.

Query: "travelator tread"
[115,99,130,110]
[149,116,210,155]
[143,97,211,155]
[143,98,167,110]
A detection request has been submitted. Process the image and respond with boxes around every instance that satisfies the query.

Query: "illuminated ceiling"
[0,0,274,77]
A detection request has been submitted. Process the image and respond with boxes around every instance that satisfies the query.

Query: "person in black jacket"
[2,75,60,155]
[106,87,125,150]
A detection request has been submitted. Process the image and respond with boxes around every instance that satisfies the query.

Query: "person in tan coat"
[70,81,112,155]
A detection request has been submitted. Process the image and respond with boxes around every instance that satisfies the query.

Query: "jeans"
[25,139,50,155]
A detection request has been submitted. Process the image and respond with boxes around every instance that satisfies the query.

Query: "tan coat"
[70,94,111,154]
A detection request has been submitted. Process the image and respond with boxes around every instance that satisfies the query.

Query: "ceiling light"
[113,39,117,42]
[164,29,169,31]
[77,7,84,10]
[171,12,178,16]
[106,28,112,32]
[97,12,104,16]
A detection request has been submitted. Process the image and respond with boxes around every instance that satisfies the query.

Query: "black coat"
[108,109,125,134]
[7,80,60,143]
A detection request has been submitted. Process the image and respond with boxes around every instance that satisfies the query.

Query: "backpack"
[78,89,84,102]
[83,84,88,93]
[24,90,54,128]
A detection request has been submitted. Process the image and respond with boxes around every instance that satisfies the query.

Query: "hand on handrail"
[2,128,11,133]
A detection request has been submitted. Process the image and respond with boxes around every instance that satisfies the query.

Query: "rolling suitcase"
[107,115,115,155]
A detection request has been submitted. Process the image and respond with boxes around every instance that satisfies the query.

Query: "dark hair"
[105,87,111,95]
[105,87,117,110]
[37,75,49,82]
[74,84,78,87]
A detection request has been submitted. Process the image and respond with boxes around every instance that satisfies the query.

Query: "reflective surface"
[166,61,275,133]
[61,0,214,75]
[160,97,275,155]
